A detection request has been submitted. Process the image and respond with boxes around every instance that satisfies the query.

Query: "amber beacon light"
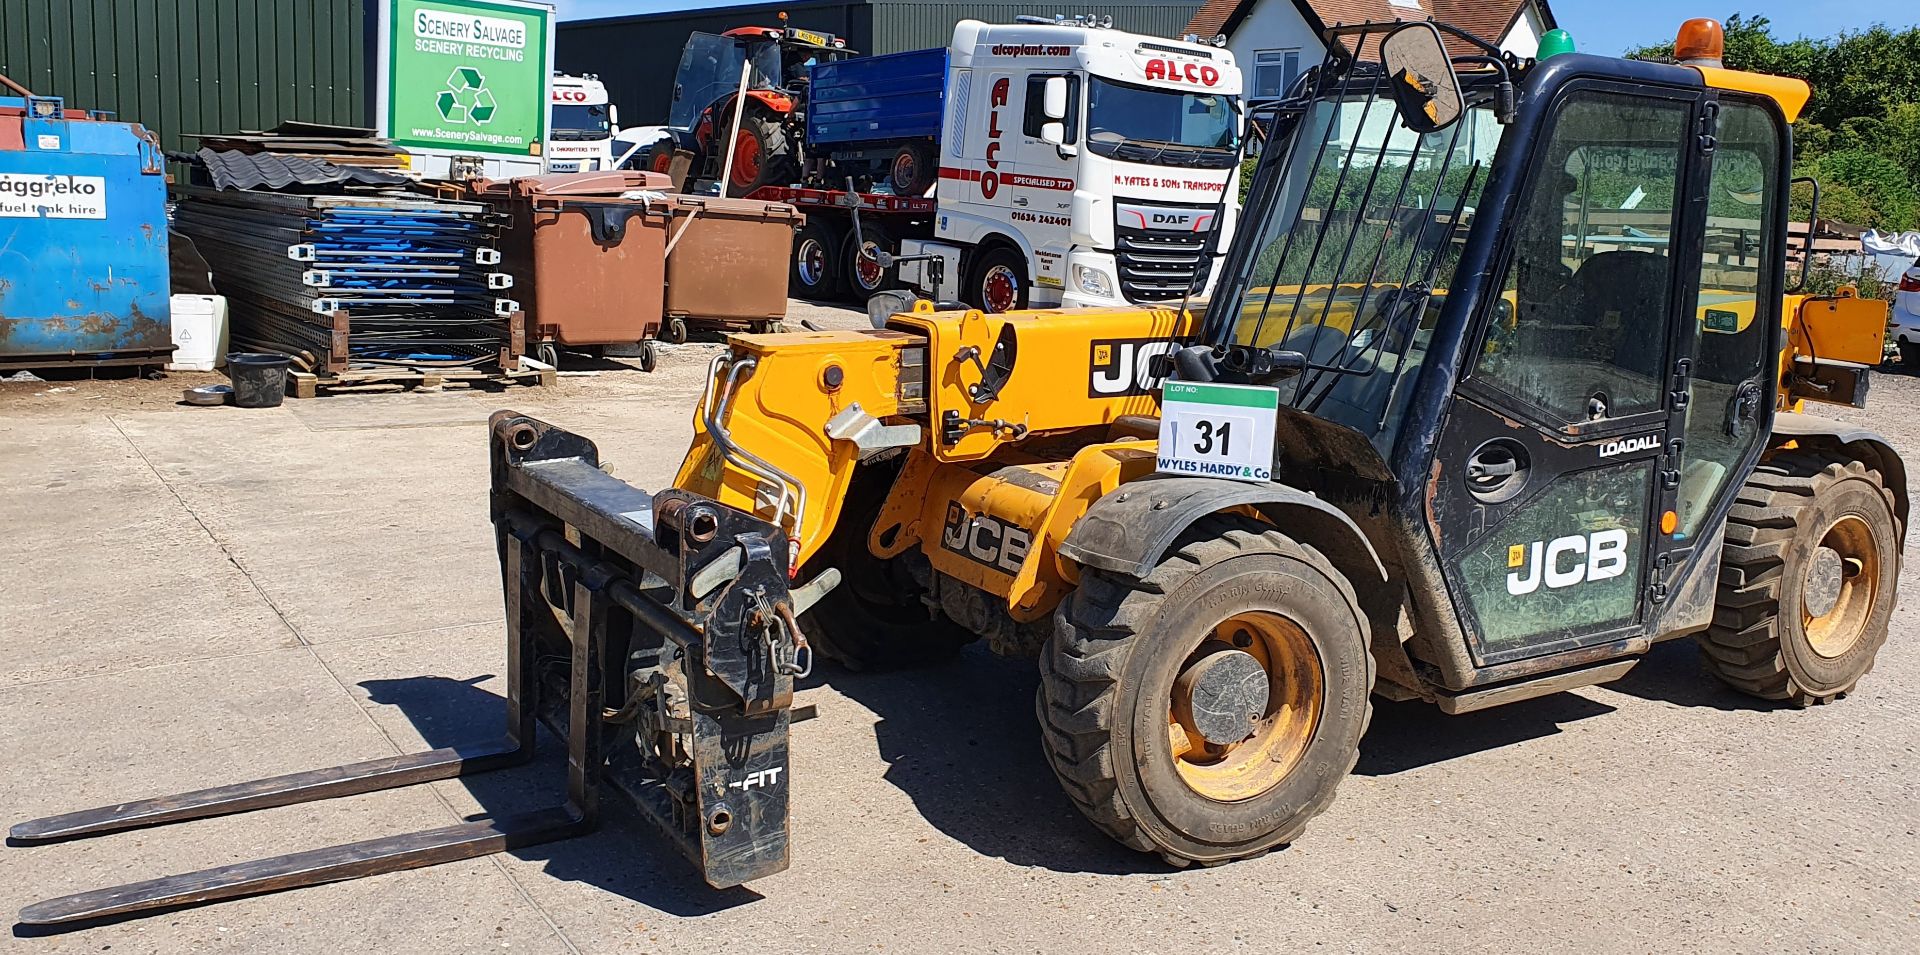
[1675,18,1726,68]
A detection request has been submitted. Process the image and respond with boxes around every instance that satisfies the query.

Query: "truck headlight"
[1073,265,1114,297]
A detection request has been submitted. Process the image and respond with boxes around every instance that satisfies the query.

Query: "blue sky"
[551,1,1917,57]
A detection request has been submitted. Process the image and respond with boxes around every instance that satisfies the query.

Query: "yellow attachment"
[869,440,1158,620]
[672,328,922,566]
[886,305,1195,461]
[1693,66,1810,123]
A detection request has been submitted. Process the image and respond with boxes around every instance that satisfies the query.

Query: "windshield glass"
[1221,85,1505,452]
[551,103,609,141]
[669,33,783,129]
[1086,76,1238,169]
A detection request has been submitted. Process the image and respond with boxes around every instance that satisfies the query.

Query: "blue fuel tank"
[0,92,172,370]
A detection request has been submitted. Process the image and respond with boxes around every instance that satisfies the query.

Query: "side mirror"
[1043,76,1069,120]
[1380,21,1464,134]
[1040,121,1066,146]
[608,104,619,129]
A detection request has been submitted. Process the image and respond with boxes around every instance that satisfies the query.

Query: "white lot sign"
[1155,381,1279,482]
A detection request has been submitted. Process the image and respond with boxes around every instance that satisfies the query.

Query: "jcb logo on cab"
[1506,529,1630,595]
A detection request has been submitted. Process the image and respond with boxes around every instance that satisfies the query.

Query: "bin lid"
[668,194,801,221]
[470,171,673,199]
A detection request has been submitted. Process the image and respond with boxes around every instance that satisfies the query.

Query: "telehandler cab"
[14,17,1904,926]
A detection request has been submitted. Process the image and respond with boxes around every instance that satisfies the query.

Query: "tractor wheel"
[790,219,843,300]
[800,464,975,671]
[645,141,675,176]
[724,112,795,197]
[970,246,1029,313]
[1038,514,1373,866]
[888,141,937,196]
[1696,454,1900,705]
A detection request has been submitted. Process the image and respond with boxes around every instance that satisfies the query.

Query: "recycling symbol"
[435,67,497,125]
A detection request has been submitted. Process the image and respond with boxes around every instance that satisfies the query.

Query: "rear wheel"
[888,142,936,195]
[724,112,794,197]
[970,247,1028,313]
[843,222,898,299]
[1038,515,1373,866]
[790,219,843,300]
[1899,339,1920,369]
[1697,454,1900,705]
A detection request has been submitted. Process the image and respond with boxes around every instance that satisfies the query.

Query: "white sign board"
[1156,381,1279,482]
[0,174,108,219]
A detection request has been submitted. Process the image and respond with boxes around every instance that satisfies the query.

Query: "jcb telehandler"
[14,17,1904,926]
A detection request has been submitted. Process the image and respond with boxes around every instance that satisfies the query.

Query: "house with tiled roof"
[1184,0,1556,104]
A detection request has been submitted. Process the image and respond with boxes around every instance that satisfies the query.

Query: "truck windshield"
[1085,76,1238,169]
[1218,88,1505,453]
[669,34,784,130]
[551,104,610,141]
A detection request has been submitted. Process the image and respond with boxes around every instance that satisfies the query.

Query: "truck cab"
[902,20,1243,310]
[548,73,617,172]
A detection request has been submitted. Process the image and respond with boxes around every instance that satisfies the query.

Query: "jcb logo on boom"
[940,504,1031,575]
[1506,528,1630,596]
[1089,338,1180,398]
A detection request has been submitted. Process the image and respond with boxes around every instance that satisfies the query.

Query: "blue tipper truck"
[804,47,948,196]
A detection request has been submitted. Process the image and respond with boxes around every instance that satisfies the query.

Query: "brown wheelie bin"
[662,195,803,340]
[472,171,673,370]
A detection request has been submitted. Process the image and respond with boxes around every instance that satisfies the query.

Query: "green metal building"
[0,0,369,157]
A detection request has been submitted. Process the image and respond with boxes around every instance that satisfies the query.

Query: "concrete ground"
[1,299,1916,953]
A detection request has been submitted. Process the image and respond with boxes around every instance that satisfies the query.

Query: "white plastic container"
[167,294,230,371]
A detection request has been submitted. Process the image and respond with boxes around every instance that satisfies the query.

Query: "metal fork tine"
[10,739,526,844]
[18,806,585,926]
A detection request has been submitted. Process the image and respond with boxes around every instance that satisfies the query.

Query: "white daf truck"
[676,17,1244,311]
[547,73,618,172]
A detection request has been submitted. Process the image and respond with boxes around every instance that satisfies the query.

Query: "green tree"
[1628,14,1920,230]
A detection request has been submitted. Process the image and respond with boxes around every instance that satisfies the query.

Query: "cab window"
[1022,74,1080,144]
[1475,91,1691,426]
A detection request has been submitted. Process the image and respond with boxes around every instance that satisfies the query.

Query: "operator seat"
[1574,249,1671,380]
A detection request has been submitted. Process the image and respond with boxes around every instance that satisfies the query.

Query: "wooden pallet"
[286,358,555,398]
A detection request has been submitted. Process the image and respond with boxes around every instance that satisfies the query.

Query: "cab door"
[1427,82,1710,667]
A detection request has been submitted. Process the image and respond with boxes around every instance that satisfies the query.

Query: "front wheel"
[969,247,1028,313]
[1038,514,1374,866]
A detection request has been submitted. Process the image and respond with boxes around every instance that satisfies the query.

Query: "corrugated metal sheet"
[558,0,1202,127]
[0,0,368,157]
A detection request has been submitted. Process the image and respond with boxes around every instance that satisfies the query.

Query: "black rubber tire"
[1037,514,1374,866]
[790,219,844,300]
[969,246,1029,313]
[724,111,796,198]
[888,141,937,195]
[1696,454,1900,706]
[535,342,559,369]
[843,221,899,299]
[1899,339,1920,369]
[661,316,689,345]
[800,464,975,670]
[644,141,675,176]
[639,341,658,373]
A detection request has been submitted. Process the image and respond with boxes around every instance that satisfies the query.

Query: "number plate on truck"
[1156,381,1279,482]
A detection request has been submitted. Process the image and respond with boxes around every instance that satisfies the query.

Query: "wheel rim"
[1803,515,1879,658]
[797,237,829,287]
[892,151,918,188]
[853,242,884,291]
[731,131,761,187]
[651,150,672,174]
[981,264,1020,312]
[1168,611,1324,802]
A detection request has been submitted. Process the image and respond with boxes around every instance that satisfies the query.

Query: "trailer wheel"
[844,222,899,298]
[1697,454,1900,705]
[790,219,844,300]
[725,112,795,197]
[801,464,974,670]
[970,247,1028,313]
[888,142,936,196]
[1038,514,1373,866]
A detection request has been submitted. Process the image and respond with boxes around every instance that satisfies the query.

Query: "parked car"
[1889,257,1920,366]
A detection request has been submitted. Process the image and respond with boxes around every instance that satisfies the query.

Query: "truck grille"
[1114,210,1213,302]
